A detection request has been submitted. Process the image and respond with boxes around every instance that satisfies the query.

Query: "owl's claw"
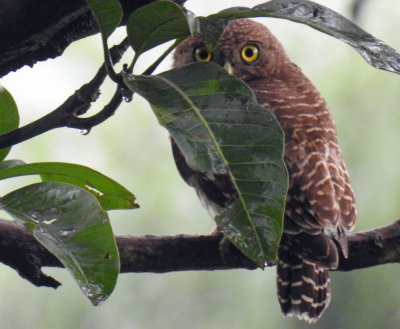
[210,226,233,262]
[218,236,233,263]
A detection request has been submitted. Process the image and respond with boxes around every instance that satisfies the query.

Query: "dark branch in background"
[0,0,187,77]
[1,218,400,288]
[0,220,62,288]
[0,39,130,150]
[0,31,183,149]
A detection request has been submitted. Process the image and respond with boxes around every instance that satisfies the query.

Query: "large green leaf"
[196,17,229,50]
[0,181,119,306]
[127,0,192,58]
[85,0,122,39]
[124,62,288,267]
[0,162,138,211]
[208,0,400,74]
[0,86,19,162]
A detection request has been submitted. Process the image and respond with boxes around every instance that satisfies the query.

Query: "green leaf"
[124,62,288,267]
[127,0,192,58]
[196,17,229,50]
[86,0,122,39]
[0,162,138,211]
[0,159,25,170]
[0,86,19,162]
[86,0,123,81]
[0,181,119,305]
[208,0,400,74]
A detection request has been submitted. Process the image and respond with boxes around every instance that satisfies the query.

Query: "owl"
[172,18,356,323]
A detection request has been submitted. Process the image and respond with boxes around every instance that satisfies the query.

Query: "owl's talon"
[218,236,233,263]
[209,226,231,261]
[209,226,231,262]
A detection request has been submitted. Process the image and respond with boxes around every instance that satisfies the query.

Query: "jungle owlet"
[172,18,356,323]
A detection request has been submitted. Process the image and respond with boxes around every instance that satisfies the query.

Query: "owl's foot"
[218,236,234,263]
[210,226,233,262]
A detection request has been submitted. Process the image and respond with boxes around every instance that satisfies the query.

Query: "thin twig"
[0,38,130,149]
[65,86,126,130]
[141,39,183,76]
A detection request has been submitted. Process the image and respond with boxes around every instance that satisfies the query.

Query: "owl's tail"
[276,245,331,324]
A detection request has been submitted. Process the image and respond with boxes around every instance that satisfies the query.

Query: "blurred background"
[1,0,400,328]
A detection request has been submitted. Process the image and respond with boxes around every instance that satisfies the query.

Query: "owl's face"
[173,19,289,82]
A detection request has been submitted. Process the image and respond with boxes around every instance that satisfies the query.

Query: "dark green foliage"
[0,87,19,162]
[0,181,119,305]
[124,62,287,266]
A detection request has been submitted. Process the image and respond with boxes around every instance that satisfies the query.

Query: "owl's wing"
[284,136,356,234]
[249,77,356,259]
[170,137,238,217]
[284,138,355,261]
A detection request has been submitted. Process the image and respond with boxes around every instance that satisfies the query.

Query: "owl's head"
[173,19,290,81]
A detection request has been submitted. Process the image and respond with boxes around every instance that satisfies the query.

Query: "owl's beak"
[223,62,235,75]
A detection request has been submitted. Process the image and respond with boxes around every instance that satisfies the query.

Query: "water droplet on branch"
[80,129,90,135]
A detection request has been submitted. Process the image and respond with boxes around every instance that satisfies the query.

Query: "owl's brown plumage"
[172,19,356,323]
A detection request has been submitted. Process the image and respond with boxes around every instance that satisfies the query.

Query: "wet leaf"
[0,86,19,162]
[0,159,25,170]
[124,62,288,267]
[127,0,192,58]
[196,17,229,50]
[209,0,400,74]
[0,162,138,211]
[0,181,119,306]
[86,0,122,39]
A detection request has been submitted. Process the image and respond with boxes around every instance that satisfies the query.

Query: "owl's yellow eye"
[193,46,212,62]
[241,44,259,63]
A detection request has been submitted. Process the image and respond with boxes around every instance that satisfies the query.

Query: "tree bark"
[1,218,399,288]
[0,0,186,77]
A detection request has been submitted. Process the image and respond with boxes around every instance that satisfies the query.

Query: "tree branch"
[0,38,130,149]
[1,218,399,288]
[0,0,187,77]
